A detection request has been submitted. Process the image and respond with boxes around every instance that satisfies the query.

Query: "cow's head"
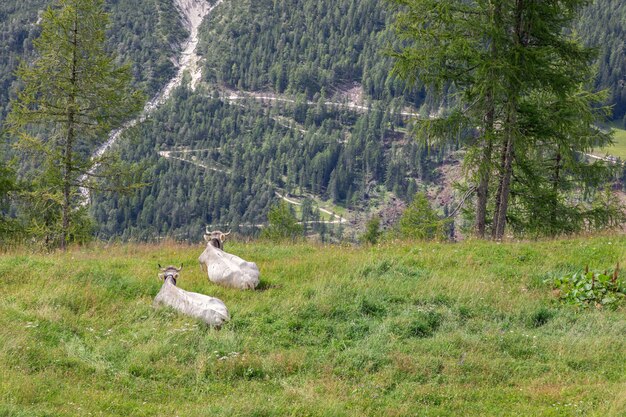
[204,227,231,250]
[158,264,183,285]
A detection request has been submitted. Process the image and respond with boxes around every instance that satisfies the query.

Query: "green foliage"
[506,88,619,237]
[398,192,448,240]
[361,216,381,244]
[261,201,304,241]
[0,0,183,124]
[547,265,625,309]
[0,162,19,243]
[17,183,94,249]
[391,0,619,239]
[6,0,144,249]
[198,0,418,102]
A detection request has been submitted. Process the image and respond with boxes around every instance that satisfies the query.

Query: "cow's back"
[199,244,260,289]
[153,280,229,327]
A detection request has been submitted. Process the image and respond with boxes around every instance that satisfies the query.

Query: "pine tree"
[261,201,304,241]
[398,192,448,240]
[390,0,504,238]
[391,0,617,239]
[6,0,144,250]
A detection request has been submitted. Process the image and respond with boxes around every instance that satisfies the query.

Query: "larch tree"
[390,0,619,239]
[6,0,144,250]
[390,0,505,238]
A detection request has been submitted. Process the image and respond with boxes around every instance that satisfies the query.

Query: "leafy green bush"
[547,264,625,309]
[360,216,381,244]
[260,201,304,242]
[397,192,450,241]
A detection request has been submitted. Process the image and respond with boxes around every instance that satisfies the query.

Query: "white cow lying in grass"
[153,264,230,327]
[199,229,260,290]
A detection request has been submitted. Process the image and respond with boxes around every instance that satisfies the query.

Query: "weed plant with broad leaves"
[547,264,625,309]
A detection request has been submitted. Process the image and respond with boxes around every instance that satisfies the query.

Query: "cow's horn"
[205,225,211,234]
[177,264,183,271]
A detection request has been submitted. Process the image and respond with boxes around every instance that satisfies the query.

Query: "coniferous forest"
[1,0,626,246]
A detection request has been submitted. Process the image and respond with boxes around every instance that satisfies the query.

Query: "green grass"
[1,237,626,416]
[596,124,626,160]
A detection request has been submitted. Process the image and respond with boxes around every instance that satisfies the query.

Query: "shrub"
[397,192,449,241]
[361,216,381,244]
[261,201,304,241]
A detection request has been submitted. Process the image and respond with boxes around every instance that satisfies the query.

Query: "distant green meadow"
[1,236,625,416]
[596,124,626,160]
[607,127,626,160]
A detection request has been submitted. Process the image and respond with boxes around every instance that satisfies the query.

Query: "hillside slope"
[1,237,625,415]
[2,0,626,242]
[0,0,187,122]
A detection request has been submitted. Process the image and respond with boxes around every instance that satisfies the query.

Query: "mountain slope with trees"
[90,84,432,242]
[1,0,626,245]
[0,0,186,123]
[197,0,420,104]
[578,0,626,123]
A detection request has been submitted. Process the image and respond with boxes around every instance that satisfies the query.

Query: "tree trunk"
[475,85,495,238]
[475,1,500,239]
[491,140,507,239]
[492,0,525,241]
[550,150,561,234]
[475,127,492,238]
[493,133,513,240]
[61,14,79,251]
[62,123,73,251]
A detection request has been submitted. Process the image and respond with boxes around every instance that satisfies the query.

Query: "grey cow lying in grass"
[199,229,260,290]
[153,264,230,327]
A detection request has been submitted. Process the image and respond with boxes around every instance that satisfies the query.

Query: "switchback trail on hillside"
[221,87,421,118]
[158,148,348,226]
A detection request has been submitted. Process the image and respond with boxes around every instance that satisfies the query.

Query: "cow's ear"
[220,234,226,242]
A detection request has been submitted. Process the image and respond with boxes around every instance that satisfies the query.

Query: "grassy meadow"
[596,124,626,160]
[1,236,625,416]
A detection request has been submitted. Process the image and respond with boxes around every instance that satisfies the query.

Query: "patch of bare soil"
[428,154,465,209]
[332,82,365,107]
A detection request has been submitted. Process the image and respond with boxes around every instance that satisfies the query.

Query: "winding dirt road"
[222,88,421,118]
[159,148,347,225]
